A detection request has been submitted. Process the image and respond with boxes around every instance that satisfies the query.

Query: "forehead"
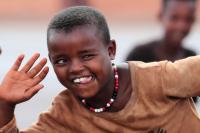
[48,26,105,53]
[49,26,102,43]
[166,1,196,11]
[164,1,196,18]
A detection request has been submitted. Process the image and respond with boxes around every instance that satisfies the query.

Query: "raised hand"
[0,53,49,104]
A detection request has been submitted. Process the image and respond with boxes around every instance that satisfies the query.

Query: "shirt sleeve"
[0,108,57,133]
[161,55,200,98]
[0,90,73,133]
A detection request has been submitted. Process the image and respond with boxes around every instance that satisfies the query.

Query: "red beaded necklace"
[80,63,119,113]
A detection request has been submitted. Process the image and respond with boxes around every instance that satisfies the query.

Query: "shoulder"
[126,40,160,61]
[126,61,169,101]
[182,47,196,56]
[126,61,166,82]
[132,40,159,52]
[128,60,166,70]
[52,89,76,108]
[127,60,168,81]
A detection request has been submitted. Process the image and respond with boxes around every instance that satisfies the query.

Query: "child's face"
[160,1,196,45]
[48,26,116,98]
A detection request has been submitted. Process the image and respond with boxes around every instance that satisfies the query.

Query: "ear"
[107,40,116,60]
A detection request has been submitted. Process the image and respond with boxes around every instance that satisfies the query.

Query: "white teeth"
[74,78,81,83]
[73,76,92,84]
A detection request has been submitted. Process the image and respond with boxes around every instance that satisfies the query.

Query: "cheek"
[184,23,193,31]
[164,21,176,30]
[163,23,176,37]
[94,59,111,80]
[162,17,176,30]
[53,67,67,85]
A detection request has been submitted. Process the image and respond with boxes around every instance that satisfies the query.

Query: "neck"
[160,39,182,55]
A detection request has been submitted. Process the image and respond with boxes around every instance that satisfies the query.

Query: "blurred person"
[62,0,89,7]
[126,0,198,102]
[2,6,200,133]
[126,0,197,62]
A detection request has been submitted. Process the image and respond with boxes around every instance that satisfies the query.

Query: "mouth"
[172,32,186,39]
[72,75,93,84]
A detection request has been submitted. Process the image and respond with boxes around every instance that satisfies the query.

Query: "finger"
[24,84,44,100]
[11,54,25,71]
[32,67,49,86]
[20,53,40,73]
[27,58,47,78]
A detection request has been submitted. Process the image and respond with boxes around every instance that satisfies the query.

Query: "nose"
[68,59,84,74]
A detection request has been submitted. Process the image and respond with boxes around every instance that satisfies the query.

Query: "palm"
[0,53,49,104]
[2,70,36,102]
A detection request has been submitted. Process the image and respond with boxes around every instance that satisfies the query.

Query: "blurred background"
[0,0,199,129]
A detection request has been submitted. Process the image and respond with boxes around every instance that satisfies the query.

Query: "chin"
[79,92,96,99]
[169,38,182,46]
[79,89,99,99]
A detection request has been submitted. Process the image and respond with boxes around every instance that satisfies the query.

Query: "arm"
[162,55,200,98]
[0,53,49,128]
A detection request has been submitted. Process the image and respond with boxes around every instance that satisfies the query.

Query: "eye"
[55,58,67,65]
[82,54,95,60]
[57,59,65,64]
[186,16,195,23]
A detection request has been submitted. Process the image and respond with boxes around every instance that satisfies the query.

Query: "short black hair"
[162,0,197,11]
[47,6,110,44]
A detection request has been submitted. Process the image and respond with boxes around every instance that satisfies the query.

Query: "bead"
[82,99,86,103]
[106,103,111,107]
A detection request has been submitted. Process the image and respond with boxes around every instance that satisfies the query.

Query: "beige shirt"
[1,56,200,133]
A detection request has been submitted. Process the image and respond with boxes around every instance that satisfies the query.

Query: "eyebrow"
[50,54,67,60]
[78,48,98,54]
[51,49,96,58]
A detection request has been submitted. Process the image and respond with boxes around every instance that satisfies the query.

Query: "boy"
[126,0,197,62]
[0,6,200,133]
[126,0,198,103]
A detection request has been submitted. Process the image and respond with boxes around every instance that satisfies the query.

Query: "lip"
[172,31,186,38]
[70,76,95,94]
[71,75,94,84]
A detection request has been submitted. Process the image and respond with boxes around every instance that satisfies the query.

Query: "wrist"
[0,100,15,110]
[0,100,15,127]
[0,85,16,106]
